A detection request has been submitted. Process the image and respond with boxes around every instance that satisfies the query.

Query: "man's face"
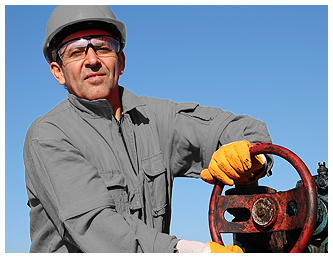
[50,29,125,102]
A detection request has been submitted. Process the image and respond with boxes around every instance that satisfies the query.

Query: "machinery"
[209,143,328,253]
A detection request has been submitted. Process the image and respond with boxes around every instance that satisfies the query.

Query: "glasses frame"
[56,35,120,66]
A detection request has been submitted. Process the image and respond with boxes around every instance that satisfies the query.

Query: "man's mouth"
[84,72,105,80]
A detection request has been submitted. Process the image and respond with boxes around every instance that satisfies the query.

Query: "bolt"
[257,207,265,218]
[252,198,275,227]
[317,162,328,175]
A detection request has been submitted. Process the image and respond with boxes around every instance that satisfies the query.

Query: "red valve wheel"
[208,143,317,253]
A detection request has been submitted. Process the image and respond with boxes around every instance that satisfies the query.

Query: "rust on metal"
[252,198,275,227]
[211,186,307,233]
[209,143,318,253]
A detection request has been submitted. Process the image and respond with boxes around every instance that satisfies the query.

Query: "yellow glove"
[208,241,244,253]
[176,239,243,253]
[201,140,265,186]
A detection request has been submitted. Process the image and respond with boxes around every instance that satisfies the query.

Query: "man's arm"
[160,101,273,178]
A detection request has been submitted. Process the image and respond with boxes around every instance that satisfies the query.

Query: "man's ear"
[50,62,66,85]
[118,51,125,75]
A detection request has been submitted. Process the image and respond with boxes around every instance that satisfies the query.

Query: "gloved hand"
[176,239,243,253]
[208,241,244,253]
[201,140,266,186]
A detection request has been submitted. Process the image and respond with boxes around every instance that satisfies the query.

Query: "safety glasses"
[56,35,120,66]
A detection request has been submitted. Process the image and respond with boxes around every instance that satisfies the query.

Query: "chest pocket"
[98,170,129,215]
[142,152,167,218]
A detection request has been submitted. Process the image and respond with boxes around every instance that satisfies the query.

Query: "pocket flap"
[176,102,199,113]
[142,152,166,178]
[152,204,167,217]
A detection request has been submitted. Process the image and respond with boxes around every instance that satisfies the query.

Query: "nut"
[252,198,275,227]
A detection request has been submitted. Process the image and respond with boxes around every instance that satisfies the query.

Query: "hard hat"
[42,5,127,63]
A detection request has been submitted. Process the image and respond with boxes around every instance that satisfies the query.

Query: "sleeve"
[165,102,273,178]
[24,135,178,253]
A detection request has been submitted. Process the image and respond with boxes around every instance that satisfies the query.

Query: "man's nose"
[84,47,100,66]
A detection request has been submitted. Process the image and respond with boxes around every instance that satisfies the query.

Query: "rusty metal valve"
[208,143,318,253]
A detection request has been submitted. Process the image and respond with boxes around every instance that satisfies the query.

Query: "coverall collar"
[119,86,146,114]
[67,86,146,119]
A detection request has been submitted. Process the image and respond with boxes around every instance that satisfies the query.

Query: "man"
[23,5,273,253]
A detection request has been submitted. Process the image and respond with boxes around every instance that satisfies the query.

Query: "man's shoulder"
[25,98,71,141]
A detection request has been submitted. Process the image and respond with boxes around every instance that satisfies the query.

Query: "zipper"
[117,115,137,174]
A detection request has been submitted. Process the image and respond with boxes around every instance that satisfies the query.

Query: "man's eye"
[94,44,112,52]
[96,47,112,53]
[68,48,85,57]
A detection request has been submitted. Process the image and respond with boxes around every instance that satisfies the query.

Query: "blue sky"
[5,5,328,253]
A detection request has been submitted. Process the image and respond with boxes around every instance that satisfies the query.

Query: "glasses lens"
[91,37,120,54]
[59,38,87,61]
[58,35,120,66]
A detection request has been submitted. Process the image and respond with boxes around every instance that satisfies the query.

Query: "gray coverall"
[23,86,273,252]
